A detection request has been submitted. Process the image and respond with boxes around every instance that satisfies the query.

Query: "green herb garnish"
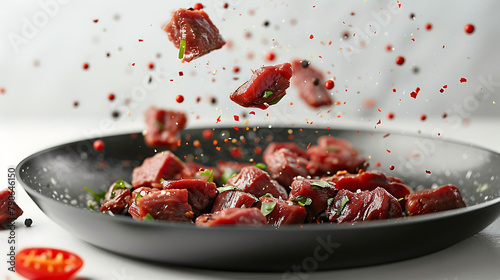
[220,168,237,184]
[327,197,334,206]
[88,203,94,211]
[267,95,284,105]
[310,180,333,190]
[290,196,312,207]
[259,193,272,199]
[200,169,214,183]
[262,90,274,98]
[110,180,133,198]
[155,120,165,131]
[254,163,267,171]
[178,39,186,59]
[217,186,237,193]
[260,201,277,216]
[325,146,340,152]
[337,196,350,216]
[135,192,142,202]
[84,187,107,203]
[397,197,404,202]
[143,213,155,221]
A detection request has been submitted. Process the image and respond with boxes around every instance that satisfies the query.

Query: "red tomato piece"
[16,247,84,280]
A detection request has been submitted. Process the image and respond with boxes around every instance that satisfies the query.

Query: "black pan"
[16,127,500,272]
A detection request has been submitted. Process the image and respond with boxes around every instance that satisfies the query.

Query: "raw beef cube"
[100,181,132,214]
[288,179,338,222]
[263,147,310,188]
[211,190,258,212]
[131,151,187,189]
[291,59,333,108]
[263,142,309,159]
[326,187,403,223]
[230,63,292,109]
[405,185,466,216]
[216,160,251,184]
[257,196,307,227]
[164,8,225,62]
[195,208,266,227]
[136,189,194,222]
[327,170,412,207]
[144,106,187,149]
[225,166,288,199]
[0,189,23,228]
[307,136,368,176]
[128,187,160,221]
[161,179,217,215]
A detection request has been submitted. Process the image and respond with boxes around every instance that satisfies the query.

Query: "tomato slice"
[15,248,84,280]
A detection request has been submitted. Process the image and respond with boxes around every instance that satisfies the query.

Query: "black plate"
[17,127,500,272]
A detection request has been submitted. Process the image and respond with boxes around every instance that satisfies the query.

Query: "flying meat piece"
[291,59,333,108]
[230,63,293,109]
[164,8,225,62]
[144,106,187,150]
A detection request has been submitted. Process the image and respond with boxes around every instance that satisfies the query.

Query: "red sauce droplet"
[375,161,381,167]
[73,101,79,107]
[389,165,395,170]
[82,63,89,70]
[202,129,213,139]
[234,115,240,121]
[464,24,475,34]
[179,71,184,76]
[108,93,115,101]
[196,97,201,103]
[232,66,240,73]
[0,88,5,94]
[392,88,396,93]
[386,44,393,52]
[223,3,229,8]
[265,51,275,61]
[193,3,203,10]
[410,87,420,99]
[425,23,432,30]
[309,34,314,39]
[93,140,105,151]
[387,112,394,119]
[324,80,334,90]
[148,62,154,69]
[460,77,467,83]
[442,113,447,118]
[395,56,405,65]
[175,95,184,103]
[420,114,427,121]
[249,111,256,115]
[425,170,431,174]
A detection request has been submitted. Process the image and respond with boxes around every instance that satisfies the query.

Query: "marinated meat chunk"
[131,151,187,189]
[164,8,225,62]
[263,147,310,188]
[225,166,288,199]
[406,185,466,216]
[289,179,338,222]
[257,196,307,227]
[100,181,132,214]
[326,187,403,223]
[291,59,333,108]
[327,170,412,207]
[0,189,23,228]
[195,208,266,227]
[129,187,160,221]
[185,162,221,182]
[230,63,293,109]
[307,136,368,176]
[144,106,187,149]
[211,190,258,212]
[263,142,308,159]
[136,189,194,222]
[161,179,217,215]
[216,160,251,184]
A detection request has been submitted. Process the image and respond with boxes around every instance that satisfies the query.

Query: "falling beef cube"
[326,187,403,224]
[137,189,194,222]
[144,106,187,149]
[164,8,225,62]
[327,170,412,207]
[289,179,338,222]
[100,181,132,214]
[211,190,258,212]
[161,179,217,215]
[195,208,266,227]
[405,185,466,216]
[131,151,187,189]
[306,136,368,176]
[257,196,307,227]
[129,187,160,221]
[230,63,293,109]
[263,147,310,188]
[225,166,288,199]
[291,59,333,108]
[0,189,23,228]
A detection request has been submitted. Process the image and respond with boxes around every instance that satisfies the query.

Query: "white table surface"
[1,119,499,280]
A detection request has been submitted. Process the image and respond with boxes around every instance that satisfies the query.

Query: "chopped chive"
[217,186,237,193]
[135,192,142,202]
[143,213,155,221]
[178,39,186,59]
[84,187,107,203]
[262,90,274,98]
[268,95,284,105]
[254,163,267,171]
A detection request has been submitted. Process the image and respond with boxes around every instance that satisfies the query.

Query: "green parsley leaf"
[200,169,214,183]
[84,187,107,203]
[155,120,165,131]
[337,196,350,216]
[254,163,267,171]
[143,213,155,221]
[260,201,277,216]
[88,203,94,211]
[217,186,237,193]
[267,95,284,105]
[135,192,142,202]
[310,180,333,190]
[110,180,133,199]
[327,197,334,206]
[290,196,312,207]
[220,168,237,184]
[262,90,274,98]
[178,39,187,59]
